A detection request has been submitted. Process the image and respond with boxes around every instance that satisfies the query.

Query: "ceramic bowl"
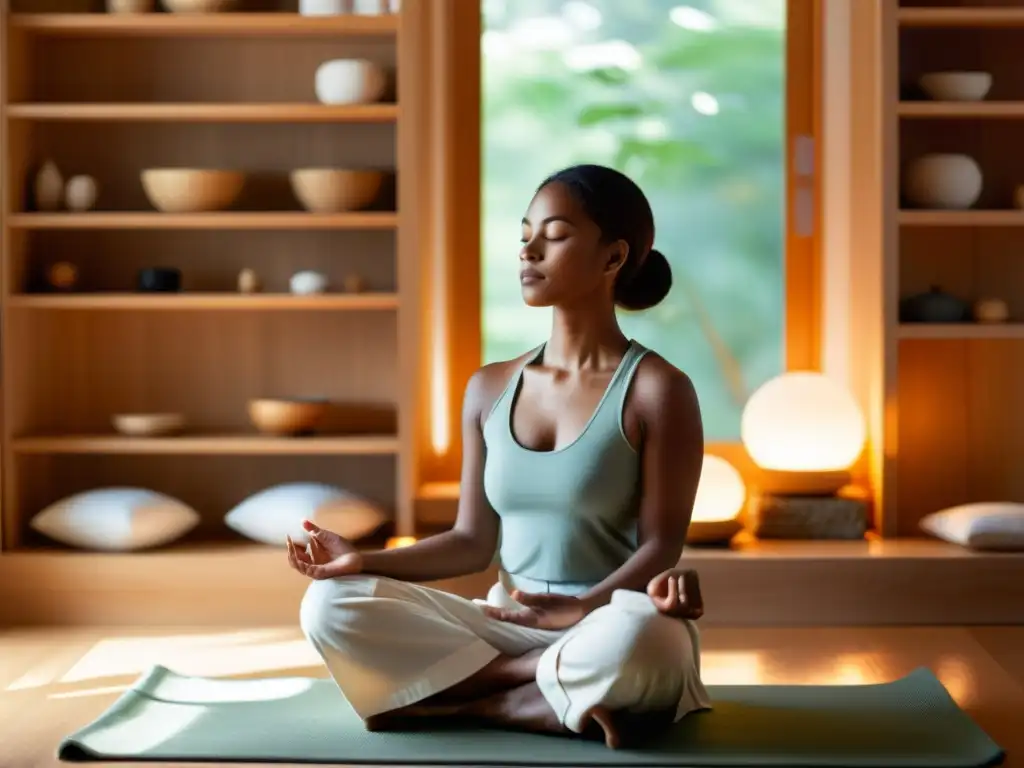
[314,59,387,105]
[141,169,245,213]
[919,71,992,102]
[108,0,155,12]
[112,413,186,437]
[289,169,384,213]
[248,398,330,437]
[161,0,239,12]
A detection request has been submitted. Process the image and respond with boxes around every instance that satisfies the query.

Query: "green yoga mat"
[58,665,1004,767]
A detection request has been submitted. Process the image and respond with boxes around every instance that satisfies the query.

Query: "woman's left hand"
[482,590,589,630]
[647,568,704,620]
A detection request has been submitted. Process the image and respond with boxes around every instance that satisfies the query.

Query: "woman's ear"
[604,241,629,276]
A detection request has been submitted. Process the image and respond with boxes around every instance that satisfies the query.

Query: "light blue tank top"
[482,340,650,593]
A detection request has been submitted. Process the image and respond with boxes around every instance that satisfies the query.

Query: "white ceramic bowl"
[352,0,400,13]
[141,169,245,213]
[112,413,185,437]
[919,71,992,102]
[314,59,387,105]
[290,169,384,213]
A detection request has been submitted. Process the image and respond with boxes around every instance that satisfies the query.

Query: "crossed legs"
[300,575,708,748]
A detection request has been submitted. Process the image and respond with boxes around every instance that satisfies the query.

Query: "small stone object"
[748,490,869,540]
[47,261,79,291]
[343,273,366,293]
[65,175,98,213]
[34,160,64,212]
[238,268,261,294]
[290,270,328,295]
[973,297,1009,324]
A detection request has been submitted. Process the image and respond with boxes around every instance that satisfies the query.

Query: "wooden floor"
[0,626,1021,768]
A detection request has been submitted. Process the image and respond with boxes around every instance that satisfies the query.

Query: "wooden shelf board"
[899,102,1024,119]
[898,7,1024,27]
[8,212,398,230]
[7,293,399,311]
[4,533,1015,562]
[899,210,1024,227]
[6,103,398,123]
[8,12,399,37]
[4,535,1023,627]
[415,484,1020,561]
[11,434,400,455]
[899,324,1024,340]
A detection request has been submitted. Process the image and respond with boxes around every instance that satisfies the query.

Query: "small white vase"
[300,0,347,15]
[65,175,99,212]
[34,160,64,212]
[314,59,386,105]
[904,153,982,210]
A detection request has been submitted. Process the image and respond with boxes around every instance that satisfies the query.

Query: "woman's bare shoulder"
[462,347,539,420]
[630,350,700,417]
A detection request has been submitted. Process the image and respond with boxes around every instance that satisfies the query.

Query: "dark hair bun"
[615,248,672,311]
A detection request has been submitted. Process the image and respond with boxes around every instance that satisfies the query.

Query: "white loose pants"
[300,573,712,733]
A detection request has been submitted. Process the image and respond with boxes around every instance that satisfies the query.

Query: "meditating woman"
[287,163,711,749]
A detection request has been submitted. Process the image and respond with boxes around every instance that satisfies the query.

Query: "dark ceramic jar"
[137,267,182,293]
[899,286,969,323]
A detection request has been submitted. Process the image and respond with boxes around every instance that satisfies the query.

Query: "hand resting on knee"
[647,568,704,620]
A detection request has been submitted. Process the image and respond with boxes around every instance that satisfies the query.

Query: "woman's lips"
[520,268,545,284]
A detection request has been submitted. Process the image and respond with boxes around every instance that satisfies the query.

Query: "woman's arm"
[578,357,704,612]
[358,367,504,583]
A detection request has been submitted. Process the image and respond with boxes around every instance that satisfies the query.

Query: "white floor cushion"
[31,488,200,551]
[919,502,1024,551]
[225,482,387,546]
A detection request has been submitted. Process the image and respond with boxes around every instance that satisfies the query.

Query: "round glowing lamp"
[687,454,746,545]
[741,372,866,495]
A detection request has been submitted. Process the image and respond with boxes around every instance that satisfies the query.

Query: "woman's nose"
[520,246,542,262]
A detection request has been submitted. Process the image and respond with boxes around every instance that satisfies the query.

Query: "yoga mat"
[58,665,1004,767]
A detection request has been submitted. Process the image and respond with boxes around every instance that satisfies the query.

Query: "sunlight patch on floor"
[934,656,977,706]
[5,627,980,708]
[50,685,132,700]
[7,629,321,692]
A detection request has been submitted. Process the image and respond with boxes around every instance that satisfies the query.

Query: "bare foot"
[587,706,622,749]
[456,685,641,748]
[364,649,544,731]
[458,682,572,736]
[367,686,675,749]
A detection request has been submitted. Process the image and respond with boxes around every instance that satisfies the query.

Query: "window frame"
[414,0,823,488]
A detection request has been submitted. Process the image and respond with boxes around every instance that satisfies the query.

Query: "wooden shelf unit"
[890,2,1024,535]
[0,6,424,554]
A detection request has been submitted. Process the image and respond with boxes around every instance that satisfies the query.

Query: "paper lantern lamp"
[741,372,866,495]
[687,454,746,545]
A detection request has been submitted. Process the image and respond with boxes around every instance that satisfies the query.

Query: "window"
[479,0,819,442]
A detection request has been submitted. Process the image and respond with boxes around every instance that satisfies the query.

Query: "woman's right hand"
[286,519,363,580]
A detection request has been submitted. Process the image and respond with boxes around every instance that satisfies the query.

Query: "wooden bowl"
[112,413,185,437]
[289,169,384,213]
[161,0,239,12]
[248,398,330,437]
[141,169,245,213]
[108,0,155,12]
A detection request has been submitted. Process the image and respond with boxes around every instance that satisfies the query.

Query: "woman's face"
[518,182,627,308]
